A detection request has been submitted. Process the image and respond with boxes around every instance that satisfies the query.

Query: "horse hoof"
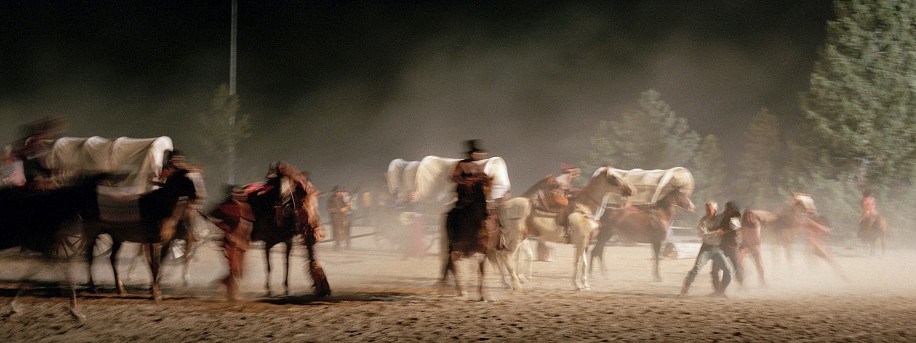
[69,307,86,322]
[10,301,23,316]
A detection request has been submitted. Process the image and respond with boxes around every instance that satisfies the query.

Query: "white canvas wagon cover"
[594,166,694,206]
[387,156,510,204]
[43,136,173,194]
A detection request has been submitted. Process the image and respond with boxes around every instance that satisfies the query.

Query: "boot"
[678,279,692,297]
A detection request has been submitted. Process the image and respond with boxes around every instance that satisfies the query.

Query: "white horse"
[497,169,635,291]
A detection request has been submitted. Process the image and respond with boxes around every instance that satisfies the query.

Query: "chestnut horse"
[83,169,199,301]
[755,194,815,266]
[589,188,695,282]
[441,173,493,300]
[858,213,887,256]
[0,173,111,320]
[241,162,331,297]
[498,168,635,291]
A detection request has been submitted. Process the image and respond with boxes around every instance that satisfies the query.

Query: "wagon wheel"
[373,225,395,250]
[162,217,214,264]
[424,224,441,254]
[54,231,113,260]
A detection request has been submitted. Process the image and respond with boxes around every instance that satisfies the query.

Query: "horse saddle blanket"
[97,186,141,224]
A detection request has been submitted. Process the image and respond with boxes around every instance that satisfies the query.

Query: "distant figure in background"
[1,145,25,187]
[15,115,66,190]
[737,208,766,287]
[857,190,887,256]
[328,186,353,249]
[209,186,255,301]
[18,136,54,190]
[402,191,427,258]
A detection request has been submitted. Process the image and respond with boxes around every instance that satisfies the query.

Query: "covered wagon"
[380,156,511,253]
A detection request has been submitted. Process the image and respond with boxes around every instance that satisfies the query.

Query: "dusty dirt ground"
[2,227,916,342]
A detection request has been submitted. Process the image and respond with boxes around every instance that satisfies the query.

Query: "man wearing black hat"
[451,140,488,192]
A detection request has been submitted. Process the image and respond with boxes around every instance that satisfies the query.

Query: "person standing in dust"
[208,186,254,301]
[328,186,353,249]
[680,200,738,297]
[736,208,766,287]
[711,201,742,294]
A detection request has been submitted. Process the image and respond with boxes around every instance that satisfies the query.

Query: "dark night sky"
[0,0,834,196]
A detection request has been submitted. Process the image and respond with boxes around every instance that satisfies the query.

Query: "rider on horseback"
[451,140,488,207]
[555,162,582,242]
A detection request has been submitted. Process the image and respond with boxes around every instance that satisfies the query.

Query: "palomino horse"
[241,162,331,297]
[589,188,695,282]
[0,173,111,320]
[83,169,199,301]
[441,173,494,300]
[498,168,635,291]
[858,213,887,256]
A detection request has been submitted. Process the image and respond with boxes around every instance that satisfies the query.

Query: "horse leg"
[450,251,466,296]
[498,242,522,290]
[572,244,590,291]
[515,238,534,283]
[263,243,273,297]
[304,236,331,297]
[477,254,487,301]
[590,230,611,279]
[110,240,126,295]
[284,240,293,296]
[182,237,193,287]
[438,250,453,286]
[651,241,662,282]
[880,234,886,256]
[486,247,510,289]
[84,233,99,292]
[145,243,163,301]
[59,259,85,321]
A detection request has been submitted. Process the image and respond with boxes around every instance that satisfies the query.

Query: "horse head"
[664,188,695,212]
[588,167,636,200]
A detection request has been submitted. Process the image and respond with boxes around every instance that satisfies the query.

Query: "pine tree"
[736,108,782,208]
[586,89,700,171]
[690,134,726,206]
[198,83,251,183]
[802,0,916,193]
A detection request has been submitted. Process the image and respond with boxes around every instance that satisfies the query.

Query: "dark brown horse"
[858,213,887,256]
[441,173,493,300]
[0,173,110,320]
[240,162,331,297]
[589,188,695,282]
[83,169,199,301]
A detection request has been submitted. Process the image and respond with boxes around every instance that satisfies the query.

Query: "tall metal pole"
[227,0,238,184]
[229,0,237,96]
